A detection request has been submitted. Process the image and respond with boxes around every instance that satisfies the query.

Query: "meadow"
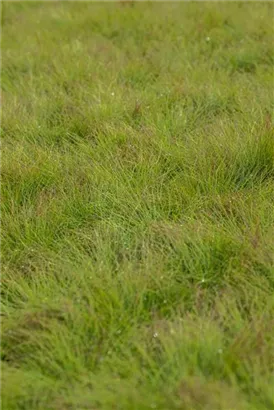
[1,2,274,409]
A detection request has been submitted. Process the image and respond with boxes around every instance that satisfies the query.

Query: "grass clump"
[1,2,274,410]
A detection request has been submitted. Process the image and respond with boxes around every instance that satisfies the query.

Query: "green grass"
[1,2,274,409]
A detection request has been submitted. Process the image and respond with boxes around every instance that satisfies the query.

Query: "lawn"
[1,2,274,409]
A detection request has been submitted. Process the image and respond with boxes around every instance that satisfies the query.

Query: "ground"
[1,2,274,410]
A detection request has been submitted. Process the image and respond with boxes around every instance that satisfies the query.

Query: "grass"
[1,2,274,409]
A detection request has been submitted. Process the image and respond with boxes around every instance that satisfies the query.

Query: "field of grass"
[1,2,274,409]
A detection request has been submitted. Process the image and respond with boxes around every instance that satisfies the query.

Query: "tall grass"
[1,2,274,409]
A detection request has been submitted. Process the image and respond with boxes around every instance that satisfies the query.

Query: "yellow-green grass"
[1,2,274,409]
